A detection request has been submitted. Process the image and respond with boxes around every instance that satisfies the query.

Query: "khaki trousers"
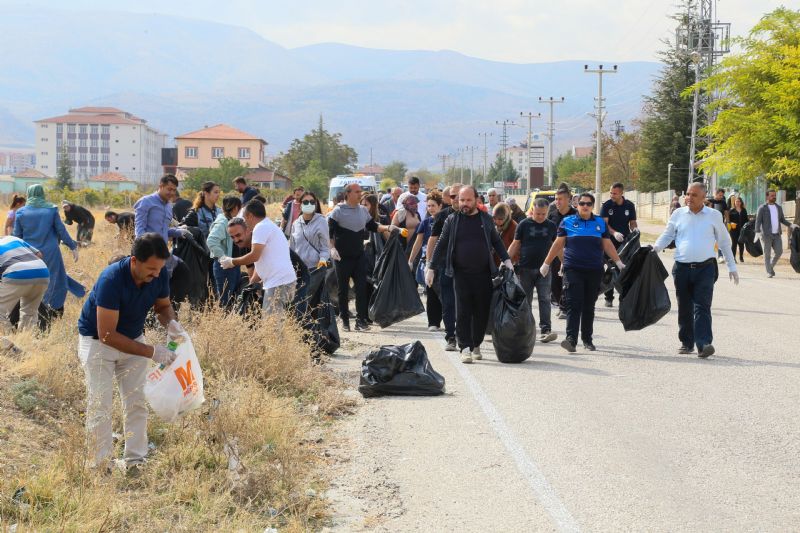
[0,281,48,333]
[78,335,149,467]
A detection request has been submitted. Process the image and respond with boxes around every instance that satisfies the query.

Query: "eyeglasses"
[301,200,315,206]
[450,195,457,199]
[578,201,594,207]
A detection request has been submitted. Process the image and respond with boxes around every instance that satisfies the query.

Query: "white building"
[34,106,167,185]
[501,135,546,179]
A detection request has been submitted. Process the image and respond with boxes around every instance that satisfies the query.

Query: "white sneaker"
[717,256,725,263]
[538,332,557,343]
[460,349,473,364]
[427,326,440,332]
[472,346,482,360]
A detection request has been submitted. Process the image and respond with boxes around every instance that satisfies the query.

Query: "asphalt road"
[324,250,800,532]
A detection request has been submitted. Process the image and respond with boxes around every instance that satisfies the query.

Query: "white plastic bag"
[144,334,205,422]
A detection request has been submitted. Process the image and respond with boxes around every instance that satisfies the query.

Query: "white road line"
[445,350,581,533]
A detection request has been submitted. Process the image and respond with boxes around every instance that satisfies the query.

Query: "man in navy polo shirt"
[77,233,186,471]
[600,182,638,307]
[541,193,625,353]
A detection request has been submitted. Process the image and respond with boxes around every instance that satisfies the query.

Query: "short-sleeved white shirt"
[251,219,296,289]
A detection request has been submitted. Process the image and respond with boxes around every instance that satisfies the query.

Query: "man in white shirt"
[407,176,427,220]
[654,182,739,358]
[220,200,296,319]
[754,189,798,278]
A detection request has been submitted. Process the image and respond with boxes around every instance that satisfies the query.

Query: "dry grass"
[0,207,355,532]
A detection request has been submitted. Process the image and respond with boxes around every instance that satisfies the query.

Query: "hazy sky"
[4,0,787,62]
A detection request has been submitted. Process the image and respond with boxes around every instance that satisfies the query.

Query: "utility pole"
[519,111,541,193]
[612,120,625,138]
[466,145,477,186]
[437,154,449,179]
[584,64,617,213]
[457,148,465,183]
[496,119,516,186]
[539,96,564,188]
[478,132,492,186]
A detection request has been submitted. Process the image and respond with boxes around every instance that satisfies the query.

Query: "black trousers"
[604,239,622,302]
[563,268,602,343]
[425,286,442,328]
[453,271,493,351]
[550,257,565,311]
[335,254,368,322]
[729,229,744,260]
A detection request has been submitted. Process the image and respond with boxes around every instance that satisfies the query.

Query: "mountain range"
[0,6,662,168]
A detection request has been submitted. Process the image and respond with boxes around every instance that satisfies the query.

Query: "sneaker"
[768,272,775,278]
[538,331,557,343]
[427,325,440,332]
[698,344,715,358]
[678,345,693,355]
[583,341,597,351]
[354,319,370,331]
[739,257,744,263]
[445,339,458,351]
[560,337,577,353]
[460,348,473,364]
[341,320,350,332]
[717,256,725,264]
[557,310,566,319]
[472,346,482,360]
[604,300,613,308]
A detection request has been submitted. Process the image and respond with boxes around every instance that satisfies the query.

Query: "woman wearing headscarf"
[391,192,421,252]
[13,184,85,321]
[492,202,517,267]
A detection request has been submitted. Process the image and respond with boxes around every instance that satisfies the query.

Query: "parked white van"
[328,174,378,206]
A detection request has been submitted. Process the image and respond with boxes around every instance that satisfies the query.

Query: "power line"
[584,64,618,212]
[538,97,565,188]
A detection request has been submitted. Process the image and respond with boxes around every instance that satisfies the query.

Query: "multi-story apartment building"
[504,136,546,180]
[0,151,36,174]
[34,106,168,185]
[175,124,267,171]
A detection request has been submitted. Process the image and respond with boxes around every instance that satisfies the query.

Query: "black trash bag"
[303,271,340,356]
[790,226,800,273]
[618,230,642,264]
[617,246,671,331]
[597,263,618,295]
[172,226,211,307]
[368,232,425,328]
[236,282,263,318]
[358,341,445,397]
[739,221,763,258]
[490,267,535,363]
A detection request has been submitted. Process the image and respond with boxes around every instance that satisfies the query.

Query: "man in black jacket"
[62,201,95,244]
[427,186,512,364]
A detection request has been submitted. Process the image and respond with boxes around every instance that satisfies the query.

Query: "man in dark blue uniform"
[599,182,637,307]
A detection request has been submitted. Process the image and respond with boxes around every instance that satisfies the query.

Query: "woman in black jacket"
[181,181,221,240]
[728,196,748,263]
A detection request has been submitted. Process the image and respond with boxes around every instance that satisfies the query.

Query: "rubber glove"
[539,263,550,277]
[730,271,739,285]
[502,259,513,270]
[424,268,435,288]
[330,248,341,262]
[615,260,626,270]
[653,244,663,253]
[71,248,79,262]
[167,319,186,342]
[152,345,177,366]
[219,256,235,269]
[754,232,762,242]
[613,231,625,242]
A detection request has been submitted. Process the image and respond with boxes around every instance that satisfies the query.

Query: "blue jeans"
[212,260,241,309]
[563,268,602,343]
[516,266,552,333]
[439,272,456,341]
[672,261,716,350]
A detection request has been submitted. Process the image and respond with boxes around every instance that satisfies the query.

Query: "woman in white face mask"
[289,192,331,270]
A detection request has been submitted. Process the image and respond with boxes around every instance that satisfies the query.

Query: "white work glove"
[71,248,79,262]
[613,231,625,243]
[219,256,235,269]
[167,319,186,342]
[424,268,435,288]
[330,248,341,262]
[615,260,626,270]
[653,244,663,253]
[754,232,762,242]
[408,260,414,270]
[730,271,739,285]
[152,345,177,367]
[502,259,513,270]
[539,263,551,277]
[559,264,565,277]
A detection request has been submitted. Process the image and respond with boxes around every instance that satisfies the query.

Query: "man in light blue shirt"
[654,182,739,358]
[133,174,191,275]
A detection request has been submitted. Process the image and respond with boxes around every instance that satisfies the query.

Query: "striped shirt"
[0,236,50,284]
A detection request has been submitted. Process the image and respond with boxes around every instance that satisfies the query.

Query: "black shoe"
[560,337,577,353]
[355,319,371,331]
[445,338,458,352]
[678,345,693,355]
[739,256,744,263]
[698,344,715,358]
[768,272,775,278]
[341,320,350,332]
[583,341,596,351]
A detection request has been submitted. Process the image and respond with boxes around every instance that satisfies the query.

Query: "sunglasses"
[578,201,594,207]
[301,200,315,206]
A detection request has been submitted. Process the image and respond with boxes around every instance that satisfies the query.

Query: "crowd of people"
[1,173,799,472]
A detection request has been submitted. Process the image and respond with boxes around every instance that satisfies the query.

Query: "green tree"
[383,161,408,183]
[603,130,641,189]
[184,157,250,191]
[486,154,519,185]
[55,144,73,190]
[637,1,699,192]
[553,151,594,189]
[379,177,397,192]
[693,7,800,189]
[275,115,358,179]
[294,159,329,198]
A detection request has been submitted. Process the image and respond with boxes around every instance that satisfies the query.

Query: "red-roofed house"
[87,171,137,192]
[34,106,168,185]
[12,168,53,193]
[243,167,292,190]
[175,124,267,171]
